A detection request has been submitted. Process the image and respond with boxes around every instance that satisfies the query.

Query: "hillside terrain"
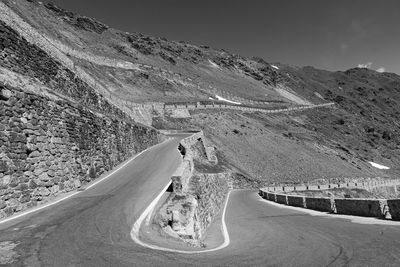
[1,0,400,191]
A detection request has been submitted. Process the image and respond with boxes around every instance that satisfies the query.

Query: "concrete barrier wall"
[267,192,276,202]
[287,195,305,208]
[387,200,400,220]
[276,194,288,205]
[262,179,400,194]
[305,197,332,212]
[258,189,266,198]
[165,101,335,118]
[293,185,307,191]
[259,188,400,220]
[282,186,295,192]
[335,199,383,217]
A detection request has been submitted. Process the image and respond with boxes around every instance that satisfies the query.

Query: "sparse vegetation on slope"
[1,0,400,189]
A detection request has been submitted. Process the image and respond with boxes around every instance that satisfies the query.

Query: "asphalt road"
[1,137,400,266]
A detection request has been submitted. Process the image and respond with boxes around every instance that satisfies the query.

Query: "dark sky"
[44,0,400,74]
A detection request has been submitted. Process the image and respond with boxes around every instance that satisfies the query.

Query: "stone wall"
[264,178,400,193]
[259,188,397,220]
[304,197,333,212]
[287,195,305,207]
[156,132,230,244]
[275,194,288,205]
[335,199,383,217]
[0,84,159,219]
[387,200,400,220]
[188,172,230,238]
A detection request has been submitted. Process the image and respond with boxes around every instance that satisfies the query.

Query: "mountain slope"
[1,0,400,185]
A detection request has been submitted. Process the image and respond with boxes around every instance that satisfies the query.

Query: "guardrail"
[263,178,399,193]
[259,179,400,220]
[164,102,335,114]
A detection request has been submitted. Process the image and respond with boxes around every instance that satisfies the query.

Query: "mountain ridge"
[2,0,400,185]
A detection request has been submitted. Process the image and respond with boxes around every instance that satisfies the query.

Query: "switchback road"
[1,137,400,266]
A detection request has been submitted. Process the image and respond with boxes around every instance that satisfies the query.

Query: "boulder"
[0,89,12,101]
[0,200,6,209]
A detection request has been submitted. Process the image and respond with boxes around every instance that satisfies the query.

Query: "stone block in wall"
[0,82,159,218]
[192,172,229,239]
[305,197,332,212]
[282,186,294,192]
[387,199,400,220]
[319,184,329,190]
[347,182,356,188]
[294,185,307,191]
[171,160,193,193]
[335,199,383,218]
[169,108,191,118]
[275,194,288,205]
[267,192,276,202]
[287,195,306,208]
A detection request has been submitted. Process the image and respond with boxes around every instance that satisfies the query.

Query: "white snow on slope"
[209,60,222,70]
[368,161,390,170]
[271,64,279,70]
[275,86,312,105]
[215,95,242,105]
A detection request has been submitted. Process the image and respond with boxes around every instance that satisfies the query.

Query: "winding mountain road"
[1,136,400,266]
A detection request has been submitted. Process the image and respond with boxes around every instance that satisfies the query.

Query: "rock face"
[156,133,230,244]
[0,20,122,119]
[0,83,159,219]
[44,3,109,34]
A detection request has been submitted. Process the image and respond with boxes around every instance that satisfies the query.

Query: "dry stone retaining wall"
[0,84,159,219]
[157,132,230,243]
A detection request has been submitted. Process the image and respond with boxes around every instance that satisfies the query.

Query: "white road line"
[0,140,169,225]
[259,197,400,226]
[0,191,80,225]
[145,201,156,226]
[131,190,231,254]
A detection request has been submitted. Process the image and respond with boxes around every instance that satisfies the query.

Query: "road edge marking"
[131,189,231,254]
[0,140,170,225]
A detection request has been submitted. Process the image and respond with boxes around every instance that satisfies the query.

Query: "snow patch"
[208,60,222,70]
[215,95,241,105]
[275,86,312,105]
[368,161,390,170]
[271,64,279,70]
[314,92,325,100]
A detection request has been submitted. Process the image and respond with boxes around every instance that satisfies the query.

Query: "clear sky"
[43,0,400,74]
